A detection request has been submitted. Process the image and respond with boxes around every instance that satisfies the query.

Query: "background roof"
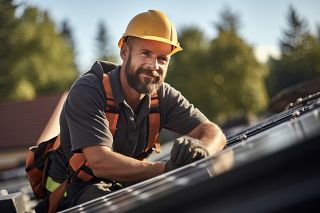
[0,93,66,149]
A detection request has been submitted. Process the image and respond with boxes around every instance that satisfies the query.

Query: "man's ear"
[120,43,129,61]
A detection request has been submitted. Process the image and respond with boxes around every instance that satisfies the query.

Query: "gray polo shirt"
[59,61,208,160]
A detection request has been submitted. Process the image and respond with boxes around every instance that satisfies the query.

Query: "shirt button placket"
[128,115,138,153]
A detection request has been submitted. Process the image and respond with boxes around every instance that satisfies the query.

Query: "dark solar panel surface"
[60,96,320,213]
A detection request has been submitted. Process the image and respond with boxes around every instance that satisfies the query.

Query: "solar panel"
[60,96,320,213]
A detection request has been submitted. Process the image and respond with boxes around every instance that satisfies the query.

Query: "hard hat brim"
[118,35,183,55]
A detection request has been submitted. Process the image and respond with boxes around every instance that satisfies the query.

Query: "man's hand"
[165,136,209,172]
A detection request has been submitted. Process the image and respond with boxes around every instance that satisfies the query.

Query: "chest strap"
[146,94,161,153]
[102,73,161,154]
[68,73,161,181]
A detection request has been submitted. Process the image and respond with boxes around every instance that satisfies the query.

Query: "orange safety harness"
[54,74,160,182]
[25,73,161,212]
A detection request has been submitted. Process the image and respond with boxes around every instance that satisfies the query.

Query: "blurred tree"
[61,19,78,73]
[95,20,117,62]
[0,0,19,100]
[206,8,268,122]
[0,4,78,102]
[280,6,309,55]
[267,6,320,97]
[168,8,268,123]
[61,19,75,53]
[207,29,268,123]
[214,6,241,33]
[317,23,320,42]
[167,26,209,103]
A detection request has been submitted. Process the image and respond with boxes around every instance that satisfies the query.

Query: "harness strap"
[68,153,93,182]
[103,74,119,136]
[146,93,161,153]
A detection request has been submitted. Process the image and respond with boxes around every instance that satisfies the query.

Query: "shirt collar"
[100,63,152,115]
[108,66,126,104]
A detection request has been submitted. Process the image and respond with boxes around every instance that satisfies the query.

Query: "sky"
[15,0,320,73]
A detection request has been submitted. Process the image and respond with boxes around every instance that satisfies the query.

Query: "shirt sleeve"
[63,82,113,152]
[161,83,209,135]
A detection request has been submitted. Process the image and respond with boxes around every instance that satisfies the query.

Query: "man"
[39,9,226,212]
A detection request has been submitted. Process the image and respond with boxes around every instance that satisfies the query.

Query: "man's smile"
[141,71,160,79]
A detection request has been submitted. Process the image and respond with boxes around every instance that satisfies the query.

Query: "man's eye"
[141,51,150,56]
[159,56,168,63]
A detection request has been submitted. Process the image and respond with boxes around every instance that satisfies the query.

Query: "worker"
[36,9,226,212]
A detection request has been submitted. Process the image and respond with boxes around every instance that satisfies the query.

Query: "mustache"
[137,67,161,78]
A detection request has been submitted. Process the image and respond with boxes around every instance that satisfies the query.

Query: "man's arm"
[187,121,227,155]
[82,146,165,182]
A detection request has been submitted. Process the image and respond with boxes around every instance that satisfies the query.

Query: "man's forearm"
[188,121,227,155]
[83,145,165,182]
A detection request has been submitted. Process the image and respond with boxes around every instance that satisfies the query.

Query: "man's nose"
[148,57,160,70]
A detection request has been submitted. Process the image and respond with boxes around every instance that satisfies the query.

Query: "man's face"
[123,37,171,95]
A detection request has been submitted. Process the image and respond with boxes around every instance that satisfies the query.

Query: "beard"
[124,55,164,95]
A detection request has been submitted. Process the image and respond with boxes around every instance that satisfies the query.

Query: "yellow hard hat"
[118,10,182,55]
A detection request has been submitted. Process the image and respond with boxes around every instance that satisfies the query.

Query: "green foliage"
[168,10,268,124]
[0,0,19,100]
[0,2,78,102]
[207,31,268,122]
[267,6,320,97]
[168,27,212,118]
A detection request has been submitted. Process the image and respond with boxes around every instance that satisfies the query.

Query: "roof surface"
[0,93,66,150]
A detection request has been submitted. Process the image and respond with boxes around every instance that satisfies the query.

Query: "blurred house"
[0,93,67,171]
